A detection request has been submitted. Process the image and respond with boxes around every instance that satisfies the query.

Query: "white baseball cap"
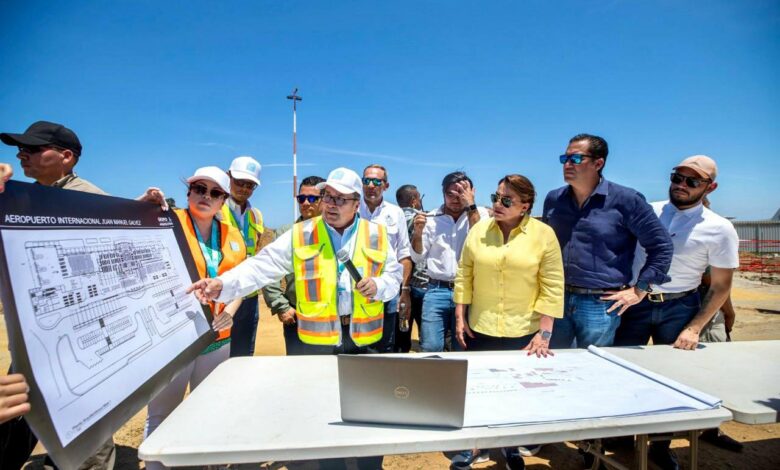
[186,166,231,194]
[229,156,262,186]
[316,167,363,197]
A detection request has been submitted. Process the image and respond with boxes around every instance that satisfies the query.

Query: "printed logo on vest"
[230,241,240,252]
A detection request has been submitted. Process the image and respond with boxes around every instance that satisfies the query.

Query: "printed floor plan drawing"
[3,228,210,445]
[459,352,719,427]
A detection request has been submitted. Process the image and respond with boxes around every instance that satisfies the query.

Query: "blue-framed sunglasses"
[559,153,593,165]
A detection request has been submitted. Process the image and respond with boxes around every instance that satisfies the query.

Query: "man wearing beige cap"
[615,155,739,469]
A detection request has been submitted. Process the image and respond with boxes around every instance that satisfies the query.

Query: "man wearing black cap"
[0,120,168,470]
[1,120,105,194]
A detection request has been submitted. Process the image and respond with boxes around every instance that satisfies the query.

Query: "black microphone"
[337,248,362,283]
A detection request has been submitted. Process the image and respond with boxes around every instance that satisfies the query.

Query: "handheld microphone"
[337,248,363,283]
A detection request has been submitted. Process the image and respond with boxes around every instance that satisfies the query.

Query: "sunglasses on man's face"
[18,145,62,154]
[490,193,516,208]
[559,153,593,165]
[296,194,321,204]
[231,178,257,190]
[190,184,228,199]
[362,177,385,187]
[670,172,711,189]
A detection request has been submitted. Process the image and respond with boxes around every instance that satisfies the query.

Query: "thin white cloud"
[303,144,453,168]
[263,162,317,168]
[191,142,237,150]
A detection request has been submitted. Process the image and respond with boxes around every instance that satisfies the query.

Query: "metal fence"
[733,220,780,274]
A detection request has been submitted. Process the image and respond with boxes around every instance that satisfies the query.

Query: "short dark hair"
[363,164,388,181]
[299,175,325,190]
[499,174,536,212]
[441,171,473,193]
[396,184,418,208]
[570,133,608,174]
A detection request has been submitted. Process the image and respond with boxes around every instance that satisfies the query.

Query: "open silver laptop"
[337,355,468,428]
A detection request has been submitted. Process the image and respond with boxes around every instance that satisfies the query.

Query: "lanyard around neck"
[191,213,222,278]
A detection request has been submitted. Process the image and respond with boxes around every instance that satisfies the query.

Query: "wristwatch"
[466,204,478,212]
[539,329,552,341]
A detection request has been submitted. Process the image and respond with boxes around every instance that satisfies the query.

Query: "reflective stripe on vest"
[292,216,388,346]
[174,209,246,342]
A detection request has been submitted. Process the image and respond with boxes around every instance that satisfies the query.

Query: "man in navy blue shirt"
[543,134,673,350]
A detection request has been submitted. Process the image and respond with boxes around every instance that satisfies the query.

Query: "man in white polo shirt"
[411,171,487,352]
[617,155,739,349]
[359,164,412,352]
[615,155,739,470]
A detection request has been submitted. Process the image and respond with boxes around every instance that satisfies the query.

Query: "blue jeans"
[229,295,259,357]
[614,292,701,346]
[420,286,457,352]
[550,292,621,349]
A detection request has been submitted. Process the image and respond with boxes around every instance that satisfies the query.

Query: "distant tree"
[165,197,177,209]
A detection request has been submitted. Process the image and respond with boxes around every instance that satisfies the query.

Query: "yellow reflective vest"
[220,204,264,256]
[292,216,388,346]
[221,203,264,298]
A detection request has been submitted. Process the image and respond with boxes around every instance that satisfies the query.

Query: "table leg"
[635,434,649,470]
[689,430,700,470]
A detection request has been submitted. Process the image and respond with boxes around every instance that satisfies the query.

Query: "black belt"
[565,285,625,295]
[340,316,351,326]
[647,289,696,303]
[428,279,455,290]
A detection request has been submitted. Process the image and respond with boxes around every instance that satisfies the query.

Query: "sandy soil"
[3,274,779,469]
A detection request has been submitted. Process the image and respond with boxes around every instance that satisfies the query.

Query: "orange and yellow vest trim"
[175,209,246,342]
[292,216,388,346]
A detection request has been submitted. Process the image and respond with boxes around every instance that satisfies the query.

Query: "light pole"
[286,88,302,219]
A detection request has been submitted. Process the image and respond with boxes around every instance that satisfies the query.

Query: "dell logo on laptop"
[394,386,410,399]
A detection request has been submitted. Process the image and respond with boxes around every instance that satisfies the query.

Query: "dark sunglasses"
[189,184,228,199]
[231,178,257,190]
[18,145,62,154]
[362,177,385,187]
[296,194,321,204]
[559,153,593,165]
[321,193,359,207]
[670,172,711,189]
[490,193,515,208]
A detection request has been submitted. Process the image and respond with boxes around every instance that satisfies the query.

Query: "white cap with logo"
[229,156,262,186]
[316,167,363,197]
[186,166,231,194]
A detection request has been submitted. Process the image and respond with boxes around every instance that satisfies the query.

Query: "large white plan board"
[3,228,209,444]
[0,181,214,469]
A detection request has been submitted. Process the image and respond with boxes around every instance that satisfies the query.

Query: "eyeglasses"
[189,184,228,199]
[362,177,385,187]
[321,193,359,207]
[559,153,594,165]
[296,194,321,204]
[231,178,257,190]
[490,193,515,208]
[670,172,711,189]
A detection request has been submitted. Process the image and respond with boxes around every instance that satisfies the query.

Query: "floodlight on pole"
[287,88,302,219]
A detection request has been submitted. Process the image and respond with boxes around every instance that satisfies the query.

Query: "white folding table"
[139,350,731,468]
[606,340,780,424]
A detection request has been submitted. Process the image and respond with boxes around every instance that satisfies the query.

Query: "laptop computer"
[337,354,468,428]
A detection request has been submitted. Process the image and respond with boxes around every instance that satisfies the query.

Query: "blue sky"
[1,0,778,227]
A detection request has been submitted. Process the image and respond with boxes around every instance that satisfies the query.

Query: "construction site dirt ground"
[3,274,779,469]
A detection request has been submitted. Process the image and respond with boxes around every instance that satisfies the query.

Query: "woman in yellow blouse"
[454,174,564,356]
[451,174,565,469]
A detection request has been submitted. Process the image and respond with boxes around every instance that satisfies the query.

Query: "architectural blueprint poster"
[0,181,216,469]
